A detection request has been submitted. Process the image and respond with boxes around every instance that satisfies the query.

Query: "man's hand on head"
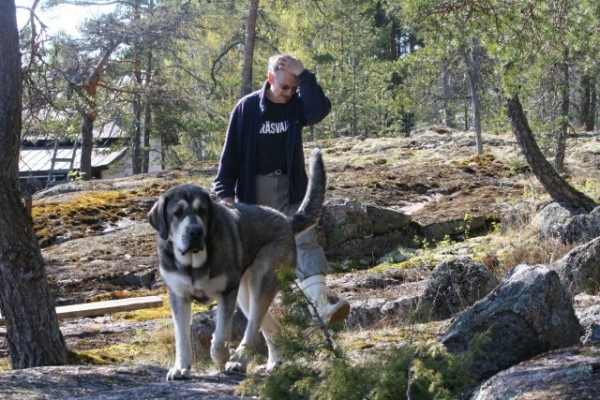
[279,56,305,76]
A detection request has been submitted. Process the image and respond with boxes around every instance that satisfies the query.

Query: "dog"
[148,148,326,380]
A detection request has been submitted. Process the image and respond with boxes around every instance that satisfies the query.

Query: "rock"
[346,294,420,330]
[440,264,583,381]
[319,197,419,259]
[574,294,600,346]
[364,204,411,235]
[471,347,600,400]
[420,215,487,242]
[551,237,600,296]
[119,269,156,289]
[380,296,420,320]
[320,198,373,248]
[345,280,427,328]
[345,298,388,329]
[414,257,499,322]
[0,365,249,399]
[561,206,600,244]
[537,202,586,240]
[324,229,418,260]
[537,202,600,243]
[376,250,407,264]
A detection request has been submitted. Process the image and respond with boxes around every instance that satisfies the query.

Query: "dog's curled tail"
[291,148,326,237]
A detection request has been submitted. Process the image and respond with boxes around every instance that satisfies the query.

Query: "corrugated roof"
[23,121,126,143]
[19,147,127,175]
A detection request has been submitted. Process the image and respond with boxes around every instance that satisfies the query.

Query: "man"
[214,54,350,325]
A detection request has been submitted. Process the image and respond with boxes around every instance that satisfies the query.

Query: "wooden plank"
[0,296,163,327]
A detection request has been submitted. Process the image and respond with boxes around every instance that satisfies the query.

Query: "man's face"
[268,70,299,104]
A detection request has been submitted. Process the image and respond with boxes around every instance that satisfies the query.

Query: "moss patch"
[32,184,174,248]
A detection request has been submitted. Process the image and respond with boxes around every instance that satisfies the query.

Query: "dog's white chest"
[174,249,207,269]
[161,269,228,300]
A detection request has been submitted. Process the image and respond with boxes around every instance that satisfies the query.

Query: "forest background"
[16,0,600,177]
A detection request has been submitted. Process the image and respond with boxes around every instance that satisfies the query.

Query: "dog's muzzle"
[181,225,205,255]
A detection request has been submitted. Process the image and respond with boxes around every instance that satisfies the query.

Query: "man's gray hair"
[268,54,291,75]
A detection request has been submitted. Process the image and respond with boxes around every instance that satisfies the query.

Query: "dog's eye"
[197,205,207,215]
[174,206,184,218]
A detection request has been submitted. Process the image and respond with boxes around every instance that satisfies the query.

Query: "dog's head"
[148,184,214,257]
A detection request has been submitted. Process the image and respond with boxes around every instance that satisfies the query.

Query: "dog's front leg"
[211,288,237,369]
[167,291,192,381]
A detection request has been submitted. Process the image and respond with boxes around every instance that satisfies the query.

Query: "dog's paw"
[254,360,281,374]
[166,367,191,381]
[224,351,248,374]
[210,341,231,368]
[266,359,282,373]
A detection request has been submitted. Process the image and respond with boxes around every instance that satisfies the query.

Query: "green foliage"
[260,363,317,400]
[244,268,476,399]
[254,342,473,400]
[67,170,85,181]
[462,212,472,239]
[408,342,475,400]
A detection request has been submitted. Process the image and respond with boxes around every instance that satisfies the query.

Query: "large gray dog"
[148,148,326,380]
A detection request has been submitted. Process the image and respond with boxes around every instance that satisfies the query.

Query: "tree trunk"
[131,94,142,174]
[0,0,68,368]
[465,37,484,155]
[588,75,597,132]
[77,42,119,180]
[581,73,596,132]
[505,94,596,212]
[142,51,153,174]
[441,67,455,128]
[554,55,569,173]
[580,74,591,128]
[80,112,95,180]
[143,99,151,173]
[240,0,259,97]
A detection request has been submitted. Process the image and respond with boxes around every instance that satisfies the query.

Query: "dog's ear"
[148,195,169,240]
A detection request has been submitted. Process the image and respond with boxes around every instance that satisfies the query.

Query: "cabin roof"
[19,147,127,177]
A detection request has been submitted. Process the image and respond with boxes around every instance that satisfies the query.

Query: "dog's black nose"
[188,226,202,238]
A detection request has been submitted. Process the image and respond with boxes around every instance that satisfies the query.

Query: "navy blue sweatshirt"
[214,70,331,205]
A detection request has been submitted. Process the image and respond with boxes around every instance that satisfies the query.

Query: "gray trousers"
[255,174,328,281]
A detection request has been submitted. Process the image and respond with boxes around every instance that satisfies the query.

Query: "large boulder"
[320,198,373,250]
[319,197,418,259]
[440,264,583,381]
[561,206,600,244]
[537,202,600,243]
[414,257,499,322]
[471,347,600,400]
[551,237,600,296]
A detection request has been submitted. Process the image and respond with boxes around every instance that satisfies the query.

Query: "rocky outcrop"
[471,347,600,400]
[319,197,494,262]
[551,236,600,296]
[537,202,600,243]
[319,197,417,260]
[413,257,499,322]
[0,365,248,399]
[440,264,583,381]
